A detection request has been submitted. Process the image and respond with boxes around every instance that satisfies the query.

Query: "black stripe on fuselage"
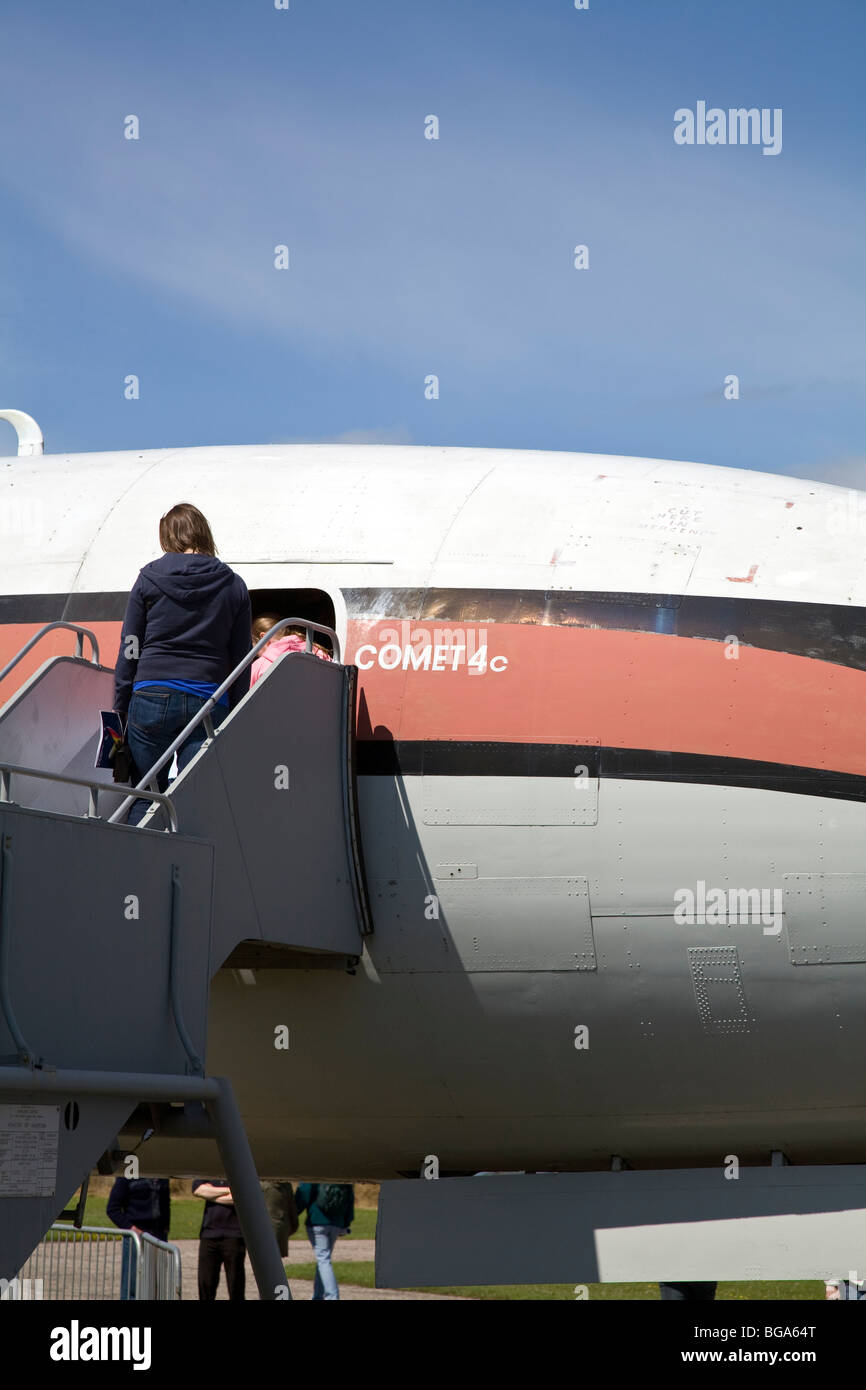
[0,593,128,623]
[356,740,866,803]
[2,586,866,673]
[343,587,866,673]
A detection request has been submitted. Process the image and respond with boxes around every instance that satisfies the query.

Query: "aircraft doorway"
[248,587,340,657]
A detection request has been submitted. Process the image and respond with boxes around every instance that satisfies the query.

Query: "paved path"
[288,1237,375,1263]
[174,1239,469,1301]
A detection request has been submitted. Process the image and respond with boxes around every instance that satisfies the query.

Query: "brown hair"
[159,503,216,556]
[252,614,304,643]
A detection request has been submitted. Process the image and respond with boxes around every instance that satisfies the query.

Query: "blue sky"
[0,0,863,483]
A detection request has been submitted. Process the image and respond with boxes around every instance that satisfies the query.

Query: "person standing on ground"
[107,1176,171,1300]
[260,1180,299,1259]
[192,1179,247,1301]
[295,1182,354,1301]
[114,503,251,824]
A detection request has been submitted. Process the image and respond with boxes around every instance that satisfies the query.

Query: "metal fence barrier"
[10,1225,181,1301]
[137,1229,182,1301]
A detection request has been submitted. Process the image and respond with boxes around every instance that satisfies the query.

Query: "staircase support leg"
[207,1075,291,1302]
[0,1067,290,1303]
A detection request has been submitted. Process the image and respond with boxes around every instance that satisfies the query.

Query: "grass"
[72,1197,377,1242]
[435,1281,826,1301]
[288,1261,378,1290]
[284,1264,826,1300]
[289,1207,377,1240]
[72,1196,202,1241]
[72,1198,827,1300]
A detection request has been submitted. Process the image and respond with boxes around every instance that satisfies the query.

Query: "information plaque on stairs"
[0,1105,59,1196]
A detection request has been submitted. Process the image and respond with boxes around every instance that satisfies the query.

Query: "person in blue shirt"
[295,1183,354,1301]
[107,1176,171,1300]
[114,503,251,825]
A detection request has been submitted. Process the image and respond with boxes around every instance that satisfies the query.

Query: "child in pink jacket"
[250,614,332,686]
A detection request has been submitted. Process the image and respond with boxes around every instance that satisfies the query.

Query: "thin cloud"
[0,25,863,393]
[273,426,413,445]
[794,456,866,489]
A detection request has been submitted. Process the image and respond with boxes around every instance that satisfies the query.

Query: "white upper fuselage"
[1,443,862,611]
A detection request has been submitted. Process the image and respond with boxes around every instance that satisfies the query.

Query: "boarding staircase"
[0,621,372,1298]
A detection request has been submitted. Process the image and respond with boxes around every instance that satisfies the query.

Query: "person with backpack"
[295,1182,354,1300]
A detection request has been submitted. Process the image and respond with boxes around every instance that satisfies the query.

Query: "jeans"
[120,1236,137,1301]
[307,1224,344,1300]
[125,686,228,826]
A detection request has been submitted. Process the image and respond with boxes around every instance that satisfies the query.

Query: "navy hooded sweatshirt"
[114,553,251,719]
[107,1177,171,1240]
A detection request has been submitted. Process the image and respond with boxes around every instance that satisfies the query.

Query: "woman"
[115,502,251,825]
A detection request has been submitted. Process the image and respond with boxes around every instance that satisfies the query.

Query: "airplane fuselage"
[2,443,865,1177]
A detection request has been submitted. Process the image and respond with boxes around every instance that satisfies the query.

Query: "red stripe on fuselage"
[0,621,121,706]
[2,616,864,780]
[348,620,866,777]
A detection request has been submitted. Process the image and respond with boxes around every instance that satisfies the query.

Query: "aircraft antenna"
[0,409,44,456]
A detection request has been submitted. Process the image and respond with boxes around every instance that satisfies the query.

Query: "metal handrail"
[108,616,340,825]
[0,621,100,685]
[0,761,178,832]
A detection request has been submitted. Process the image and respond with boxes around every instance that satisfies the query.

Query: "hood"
[265,634,307,654]
[140,553,237,605]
